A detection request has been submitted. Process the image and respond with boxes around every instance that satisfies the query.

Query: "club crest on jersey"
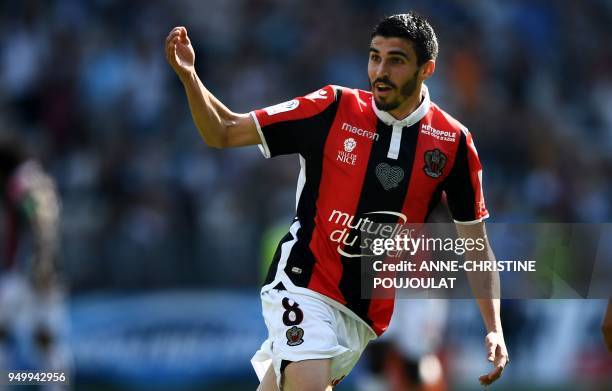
[286,326,304,346]
[376,163,404,190]
[423,149,447,178]
[344,137,357,152]
[264,99,300,116]
[337,138,357,165]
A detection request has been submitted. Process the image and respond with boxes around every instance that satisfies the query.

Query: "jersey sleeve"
[250,85,338,158]
[442,129,489,224]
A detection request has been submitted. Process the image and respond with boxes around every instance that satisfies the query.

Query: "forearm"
[180,71,235,148]
[468,266,502,332]
[477,298,502,333]
[457,223,503,333]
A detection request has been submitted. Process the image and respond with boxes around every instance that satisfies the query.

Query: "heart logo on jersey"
[376,163,404,190]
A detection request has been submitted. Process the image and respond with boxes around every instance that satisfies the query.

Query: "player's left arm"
[456,221,509,386]
[603,299,612,352]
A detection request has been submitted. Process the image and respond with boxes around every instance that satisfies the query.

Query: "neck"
[388,84,423,120]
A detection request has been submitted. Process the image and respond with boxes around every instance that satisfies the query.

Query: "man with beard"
[166,12,508,391]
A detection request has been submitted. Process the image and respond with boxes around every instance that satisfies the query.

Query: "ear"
[420,60,436,80]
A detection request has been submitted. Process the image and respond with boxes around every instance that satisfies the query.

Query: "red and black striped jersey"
[251,84,488,336]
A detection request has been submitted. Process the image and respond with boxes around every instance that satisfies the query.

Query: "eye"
[391,57,405,64]
[370,54,381,62]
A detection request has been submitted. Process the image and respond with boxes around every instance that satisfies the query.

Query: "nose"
[374,60,390,79]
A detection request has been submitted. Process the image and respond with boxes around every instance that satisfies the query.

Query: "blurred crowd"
[0,0,610,292]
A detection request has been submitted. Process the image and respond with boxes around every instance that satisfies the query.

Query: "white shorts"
[251,289,376,389]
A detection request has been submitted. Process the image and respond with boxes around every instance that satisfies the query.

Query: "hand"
[479,331,509,386]
[165,26,195,80]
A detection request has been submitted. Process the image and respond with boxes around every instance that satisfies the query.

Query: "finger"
[166,42,178,66]
[182,34,191,45]
[172,43,178,64]
[166,26,184,42]
[495,353,509,369]
[165,39,172,61]
[486,342,496,362]
[167,29,182,43]
[166,36,180,56]
[166,29,178,42]
[479,365,503,386]
[179,28,190,45]
[479,374,490,386]
[165,38,175,61]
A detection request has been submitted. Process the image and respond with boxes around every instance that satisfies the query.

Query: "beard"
[371,69,419,111]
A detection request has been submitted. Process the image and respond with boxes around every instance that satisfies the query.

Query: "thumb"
[487,341,496,362]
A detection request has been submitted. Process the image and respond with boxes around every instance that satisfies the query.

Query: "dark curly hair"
[371,12,439,66]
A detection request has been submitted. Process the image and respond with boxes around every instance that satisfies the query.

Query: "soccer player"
[166,12,509,390]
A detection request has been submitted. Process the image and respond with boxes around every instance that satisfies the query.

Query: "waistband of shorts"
[261,283,378,339]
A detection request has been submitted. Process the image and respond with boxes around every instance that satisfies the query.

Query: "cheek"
[367,63,376,80]
[395,69,414,85]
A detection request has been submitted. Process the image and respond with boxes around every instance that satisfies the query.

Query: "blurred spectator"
[0,136,71,385]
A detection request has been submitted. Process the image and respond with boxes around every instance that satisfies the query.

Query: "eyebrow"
[368,47,409,59]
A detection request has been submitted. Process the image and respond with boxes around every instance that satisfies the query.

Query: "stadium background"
[0,0,611,390]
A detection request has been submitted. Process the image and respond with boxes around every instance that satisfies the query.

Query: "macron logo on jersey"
[341,122,379,141]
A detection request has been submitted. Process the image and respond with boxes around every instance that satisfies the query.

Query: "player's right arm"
[165,26,259,149]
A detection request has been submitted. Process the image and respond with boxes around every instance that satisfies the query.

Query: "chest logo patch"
[286,326,305,346]
[344,137,357,152]
[337,138,358,165]
[423,149,447,178]
[376,163,404,190]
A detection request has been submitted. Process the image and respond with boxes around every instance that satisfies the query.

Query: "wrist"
[487,327,503,335]
[179,68,196,85]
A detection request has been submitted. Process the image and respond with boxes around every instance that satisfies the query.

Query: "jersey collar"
[371,83,431,127]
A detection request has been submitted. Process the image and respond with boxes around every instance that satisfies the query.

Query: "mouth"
[374,82,394,95]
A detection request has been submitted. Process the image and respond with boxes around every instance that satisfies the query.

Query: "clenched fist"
[165,26,195,81]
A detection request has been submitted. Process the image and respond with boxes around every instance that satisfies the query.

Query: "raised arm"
[165,26,260,148]
[455,221,509,386]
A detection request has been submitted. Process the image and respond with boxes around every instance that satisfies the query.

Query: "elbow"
[198,126,229,149]
[207,140,226,149]
[211,134,230,149]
